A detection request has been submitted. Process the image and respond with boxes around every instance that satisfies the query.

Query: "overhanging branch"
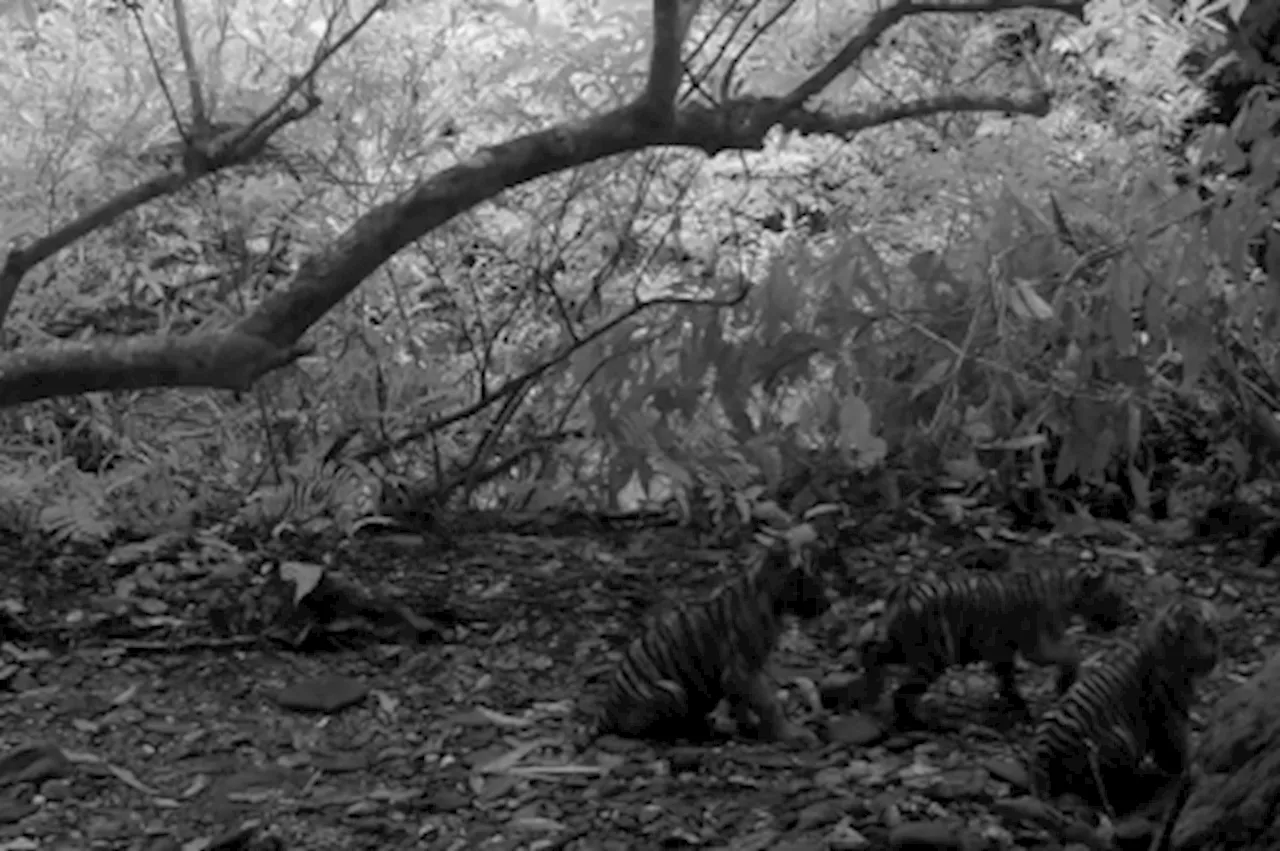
[0,0,372,335]
[789,88,1053,137]
[0,331,310,406]
[0,0,1083,409]
[773,0,1084,115]
[665,86,1053,152]
[780,3,914,111]
[909,0,1084,14]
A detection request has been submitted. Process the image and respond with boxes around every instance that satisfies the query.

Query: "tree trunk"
[1173,649,1280,849]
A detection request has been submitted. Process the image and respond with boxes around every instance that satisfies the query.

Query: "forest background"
[0,0,1277,552]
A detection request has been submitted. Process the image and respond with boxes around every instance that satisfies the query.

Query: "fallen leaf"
[106,762,159,795]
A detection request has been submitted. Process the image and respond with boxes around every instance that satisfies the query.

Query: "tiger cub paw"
[776,722,821,748]
[890,710,931,732]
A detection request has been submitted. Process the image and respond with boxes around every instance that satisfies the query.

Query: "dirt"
[0,525,1269,851]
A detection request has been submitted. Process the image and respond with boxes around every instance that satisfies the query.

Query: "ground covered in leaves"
[0,520,1271,851]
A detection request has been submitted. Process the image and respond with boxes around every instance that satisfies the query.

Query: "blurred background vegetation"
[0,0,1276,551]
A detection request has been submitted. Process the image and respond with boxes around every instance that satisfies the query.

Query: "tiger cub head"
[756,526,834,621]
[1070,567,1139,631]
[1143,597,1221,676]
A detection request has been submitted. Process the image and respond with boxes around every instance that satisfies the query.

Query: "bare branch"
[170,0,209,135]
[261,0,387,137]
[648,0,704,121]
[662,86,1051,153]
[129,4,187,134]
[779,3,913,112]
[908,0,1084,15]
[720,0,801,104]
[778,0,1081,113]
[0,95,658,407]
[238,100,663,348]
[354,289,747,461]
[789,88,1052,137]
[0,9,332,333]
[199,96,321,170]
[0,173,193,336]
[0,0,1079,408]
[0,91,322,336]
[0,330,311,406]
[683,0,768,107]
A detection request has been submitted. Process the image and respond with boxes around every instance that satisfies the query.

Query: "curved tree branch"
[0,0,1084,409]
[0,330,311,406]
[0,2,375,334]
[727,0,1083,116]
[791,88,1053,137]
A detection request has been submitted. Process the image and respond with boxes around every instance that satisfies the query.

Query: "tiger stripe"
[858,565,1134,727]
[594,529,833,744]
[1029,597,1220,810]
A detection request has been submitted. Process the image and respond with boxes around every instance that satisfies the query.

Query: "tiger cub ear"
[1159,598,1217,630]
[1146,598,1222,670]
[1075,565,1110,589]
[1180,598,1222,650]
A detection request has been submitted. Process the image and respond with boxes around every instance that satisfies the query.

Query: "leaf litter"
[0,522,1268,850]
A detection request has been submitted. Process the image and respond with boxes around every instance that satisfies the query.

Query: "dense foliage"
[0,0,1276,546]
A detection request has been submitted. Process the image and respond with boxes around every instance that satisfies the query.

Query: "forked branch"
[0,2,381,334]
[1,0,1087,408]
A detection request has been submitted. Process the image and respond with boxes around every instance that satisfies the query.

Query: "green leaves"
[577,232,889,517]
[838,396,886,468]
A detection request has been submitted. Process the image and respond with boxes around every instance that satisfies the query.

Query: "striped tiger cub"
[1029,597,1221,811]
[593,527,834,744]
[857,565,1135,727]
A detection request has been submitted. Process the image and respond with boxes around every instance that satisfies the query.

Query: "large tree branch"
[909,0,1083,12]
[0,103,319,337]
[647,0,704,122]
[237,99,667,349]
[772,0,1083,115]
[0,0,1081,408]
[0,2,373,334]
[245,80,1051,348]
[0,78,1055,405]
[791,88,1052,136]
[0,330,311,406]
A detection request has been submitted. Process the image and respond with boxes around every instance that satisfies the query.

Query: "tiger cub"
[857,566,1135,727]
[593,529,834,744]
[1029,597,1220,812]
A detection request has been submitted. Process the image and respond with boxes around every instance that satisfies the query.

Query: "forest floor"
[0,521,1271,851]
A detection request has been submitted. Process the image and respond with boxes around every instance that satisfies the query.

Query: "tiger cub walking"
[1029,597,1221,812]
[857,566,1134,727]
[594,530,833,744]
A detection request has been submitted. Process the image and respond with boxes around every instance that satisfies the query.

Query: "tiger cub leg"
[890,673,936,730]
[724,664,818,745]
[608,678,697,740]
[1022,632,1082,697]
[857,662,888,712]
[856,642,892,712]
[1147,714,1191,778]
[991,654,1030,714]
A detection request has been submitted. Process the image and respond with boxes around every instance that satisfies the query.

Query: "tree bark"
[1173,649,1280,850]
